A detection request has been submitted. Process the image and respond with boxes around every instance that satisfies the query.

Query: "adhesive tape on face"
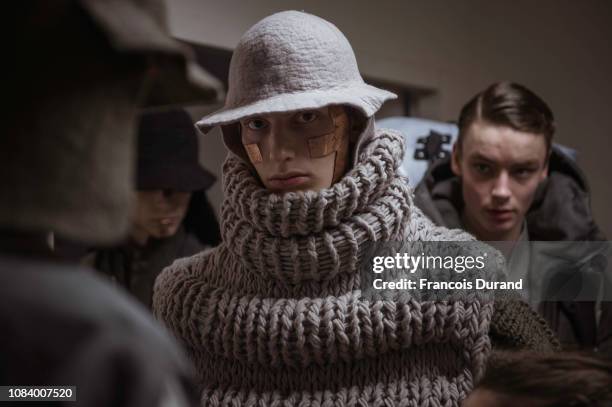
[242,105,350,182]
[244,143,263,163]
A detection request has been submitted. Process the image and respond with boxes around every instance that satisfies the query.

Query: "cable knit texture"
[154,129,500,406]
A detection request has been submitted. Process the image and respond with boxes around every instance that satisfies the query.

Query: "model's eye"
[246,118,267,130]
[296,111,318,123]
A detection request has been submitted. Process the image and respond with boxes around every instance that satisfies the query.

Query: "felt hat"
[196,11,395,133]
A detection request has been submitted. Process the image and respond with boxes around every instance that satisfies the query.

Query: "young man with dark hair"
[452,81,554,243]
[415,81,611,355]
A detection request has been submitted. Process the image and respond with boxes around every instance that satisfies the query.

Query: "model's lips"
[268,171,311,189]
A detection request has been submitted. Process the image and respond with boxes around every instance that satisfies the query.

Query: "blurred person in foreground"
[462,351,612,407]
[88,108,220,309]
[154,11,558,407]
[415,82,611,355]
[0,1,222,406]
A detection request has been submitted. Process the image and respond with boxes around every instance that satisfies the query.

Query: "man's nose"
[267,128,296,162]
[491,172,511,201]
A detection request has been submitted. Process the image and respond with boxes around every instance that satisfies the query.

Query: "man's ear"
[538,148,552,182]
[451,143,462,176]
[540,161,549,181]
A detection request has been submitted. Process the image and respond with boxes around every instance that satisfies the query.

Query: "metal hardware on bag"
[414,130,452,162]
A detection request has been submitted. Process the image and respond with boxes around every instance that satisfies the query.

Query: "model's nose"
[267,128,296,162]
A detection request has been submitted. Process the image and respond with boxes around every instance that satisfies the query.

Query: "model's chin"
[266,177,332,193]
[271,185,314,193]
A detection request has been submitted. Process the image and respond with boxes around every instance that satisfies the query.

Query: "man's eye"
[246,119,267,130]
[514,168,535,179]
[474,163,491,174]
[296,111,318,123]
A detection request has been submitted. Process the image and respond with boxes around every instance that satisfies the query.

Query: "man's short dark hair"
[476,351,612,406]
[457,81,555,153]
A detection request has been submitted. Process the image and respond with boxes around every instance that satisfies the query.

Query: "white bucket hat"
[196,11,396,133]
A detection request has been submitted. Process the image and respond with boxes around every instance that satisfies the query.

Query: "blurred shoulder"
[0,254,196,405]
[153,245,222,316]
[158,245,217,283]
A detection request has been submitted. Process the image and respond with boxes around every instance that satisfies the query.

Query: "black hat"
[137,109,216,191]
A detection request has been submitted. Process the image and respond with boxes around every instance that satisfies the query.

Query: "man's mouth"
[157,215,181,226]
[486,208,514,222]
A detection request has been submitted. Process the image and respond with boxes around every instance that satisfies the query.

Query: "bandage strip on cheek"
[243,131,340,164]
[243,106,349,169]
[308,106,350,182]
[244,143,263,163]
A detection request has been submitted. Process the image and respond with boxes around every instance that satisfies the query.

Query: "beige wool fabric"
[154,128,501,406]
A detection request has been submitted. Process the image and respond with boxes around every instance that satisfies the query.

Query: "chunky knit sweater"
[154,129,557,406]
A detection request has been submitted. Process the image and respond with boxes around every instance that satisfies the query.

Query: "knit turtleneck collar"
[219,129,412,284]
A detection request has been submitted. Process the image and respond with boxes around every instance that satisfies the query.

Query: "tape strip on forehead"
[308,106,349,158]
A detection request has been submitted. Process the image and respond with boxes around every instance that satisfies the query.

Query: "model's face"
[239,107,349,193]
[132,190,192,243]
[452,120,548,241]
